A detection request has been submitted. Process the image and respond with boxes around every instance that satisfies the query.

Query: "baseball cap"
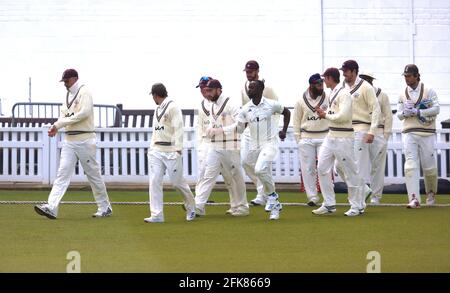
[359,72,376,80]
[309,73,323,84]
[196,76,212,88]
[402,64,419,75]
[206,79,222,89]
[60,69,78,81]
[243,60,259,71]
[339,60,359,71]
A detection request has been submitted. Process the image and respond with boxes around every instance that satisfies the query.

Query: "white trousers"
[195,149,248,211]
[298,138,324,202]
[318,137,364,210]
[403,133,438,203]
[242,143,278,196]
[148,150,195,218]
[368,134,388,199]
[47,138,111,216]
[241,133,265,199]
[195,147,233,199]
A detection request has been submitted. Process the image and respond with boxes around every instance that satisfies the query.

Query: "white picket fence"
[1,126,450,185]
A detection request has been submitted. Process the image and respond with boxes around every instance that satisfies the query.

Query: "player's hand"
[48,125,58,137]
[279,130,287,141]
[364,133,374,143]
[405,100,415,109]
[315,106,326,118]
[206,127,224,137]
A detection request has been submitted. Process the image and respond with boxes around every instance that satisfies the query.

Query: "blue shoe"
[264,193,279,212]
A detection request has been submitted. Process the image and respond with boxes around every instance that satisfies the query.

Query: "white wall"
[0,0,449,126]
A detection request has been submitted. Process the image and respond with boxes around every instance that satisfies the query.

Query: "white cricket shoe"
[231,207,250,217]
[225,208,234,215]
[344,208,361,217]
[370,196,380,205]
[264,193,279,212]
[312,205,336,215]
[186,210,196,221]
[250,196,267,206]
[92,207,113,218]
[364,186,373,202]
[426,192,436,205]
[34,204,57,219]
[406,198,421,209]
[195,206,205,217]
[269,203,282,220]
[144,216,164,223]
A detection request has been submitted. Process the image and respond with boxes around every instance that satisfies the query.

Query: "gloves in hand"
[405,100,415,109]
[403,107,418,117]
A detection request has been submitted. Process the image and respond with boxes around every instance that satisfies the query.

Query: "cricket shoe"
[231,207,250,217]
[144,216,164,223]
[426,192,435,206]
[264,193,279,212]
[307,196,320,207]
[34,204,57,219]
[195,206,205,217]
[92,207,113,218]
[186,210,196,221]
[370,196,380,205]
[344,208,361,217]
[269,203,282,220]
[406,197,421,209]
[312,205,336,215]
[364,186,373,202]
[250,196,267,206]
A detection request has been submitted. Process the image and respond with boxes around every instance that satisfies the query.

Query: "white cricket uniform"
[337,78,381,208]
[293,89,329,203]
[195,99,233,197]
[46,80,111,216]
[148,99,195,219]
[195,95,249,213]
[241,80,279,201]
[397,82,439,203]
[317,86,364,211]
[238,97,284,196]
[368,87,393,200]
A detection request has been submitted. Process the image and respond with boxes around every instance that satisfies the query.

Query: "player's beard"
[311,87,323,98]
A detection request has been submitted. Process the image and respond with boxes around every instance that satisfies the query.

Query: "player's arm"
[293,100,303,143]
[381,92,393,140]
[171,106,184,154]
[418,89,440,117]
[365,87,381,136]
[319,93,352,122]
[279,107,291,141]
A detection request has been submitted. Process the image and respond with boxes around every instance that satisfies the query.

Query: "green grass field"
[0,190,449,273]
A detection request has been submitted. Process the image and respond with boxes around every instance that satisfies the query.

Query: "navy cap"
[60,69,78,81]
[309,73,323,84]
[340,60,359,71]
[206,79,222,89]
[243,60,259,71]
[402,64,419,75]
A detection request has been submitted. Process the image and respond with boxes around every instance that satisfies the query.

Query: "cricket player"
[313,68,365,217]
[195,79,249,216]
[34,69,112,219]
[293,73,329,206]
[241,60,279,206]
[145,83,196,223]
[359,72,393,205]
[397,64,440,208]
[195,76,234,210]
[237,80,291,220]
[338,60,381,212]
